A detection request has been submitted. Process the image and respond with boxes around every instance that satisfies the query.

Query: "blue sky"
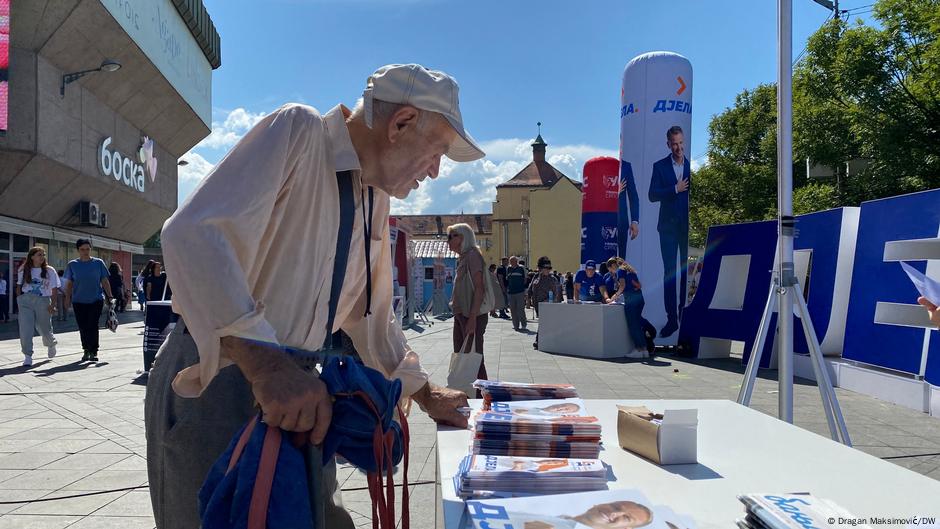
[180,0,876,214]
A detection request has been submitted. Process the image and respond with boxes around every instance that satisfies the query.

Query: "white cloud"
[387,137,616,215]
[390,184,432,215]
[449,181,474,194]
[178,152,215,183]
[691,154,708,171]
[197,108,268,150]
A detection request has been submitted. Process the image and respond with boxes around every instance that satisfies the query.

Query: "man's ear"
[387,105,420,144]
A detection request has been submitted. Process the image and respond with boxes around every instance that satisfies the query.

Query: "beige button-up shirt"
[161,103,428,399]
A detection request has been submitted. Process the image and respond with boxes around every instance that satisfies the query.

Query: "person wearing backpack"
[448,223,489,384]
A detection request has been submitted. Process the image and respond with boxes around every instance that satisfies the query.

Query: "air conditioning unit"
[78,201,100,226]
[99,213,109,229]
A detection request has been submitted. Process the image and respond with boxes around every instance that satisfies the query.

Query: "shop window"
[13,234,29,252]
[0,232,9,251]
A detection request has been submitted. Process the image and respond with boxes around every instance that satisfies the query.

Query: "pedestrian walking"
[449,223,489,385]
[146,64,482,529]
[136,260,154,311]
[64,239,115,362]
[496,256,510,319]
[108,263,127,313]
[144,261,171,302]
[506,256,528,330]
[16,247,59,366]
[0,270,9,323]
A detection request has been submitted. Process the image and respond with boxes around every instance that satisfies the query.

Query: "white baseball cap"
[363,64,485,162]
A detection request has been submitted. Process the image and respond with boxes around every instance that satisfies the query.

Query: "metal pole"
[738,281,778,405]
[777,0,795,423]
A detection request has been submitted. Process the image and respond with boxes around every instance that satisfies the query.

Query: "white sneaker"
[22,355,33,367]
[47,345,57,359]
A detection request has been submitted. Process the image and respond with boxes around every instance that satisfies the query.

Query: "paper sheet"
[900,261,940,306]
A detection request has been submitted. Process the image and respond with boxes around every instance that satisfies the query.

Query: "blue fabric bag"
[197,358,411,529]
[198,415,313,529]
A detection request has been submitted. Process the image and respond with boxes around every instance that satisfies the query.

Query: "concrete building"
[396,213,495,263]
[490,135,583,273]
[0,0,219,315]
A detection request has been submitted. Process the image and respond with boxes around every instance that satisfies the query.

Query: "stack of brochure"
[474,380,579,405]
[472,398,602,458]
[454,454,608,499]
[466,489,699,529]
[737,493,867,529]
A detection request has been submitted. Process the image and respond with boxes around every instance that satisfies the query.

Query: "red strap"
[333,390,411,529]
[247,425,282,529]
[226,416,259,474]
[398,405,410,529]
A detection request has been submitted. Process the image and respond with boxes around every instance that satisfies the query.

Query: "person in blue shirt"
[603,257,620,296]
[573,260,609,303]
[607,260,655,357]
[63,239,115,362]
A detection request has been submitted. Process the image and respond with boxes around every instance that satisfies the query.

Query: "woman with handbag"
[448,223,489,388]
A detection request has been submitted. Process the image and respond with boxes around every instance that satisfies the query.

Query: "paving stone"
[10,490,124,516]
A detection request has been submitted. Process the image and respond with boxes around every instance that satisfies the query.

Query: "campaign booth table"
[537,302,636,358]
[436,400,940,529]
[143,300,176,372]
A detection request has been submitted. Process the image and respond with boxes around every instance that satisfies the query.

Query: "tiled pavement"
[0,309,938,528]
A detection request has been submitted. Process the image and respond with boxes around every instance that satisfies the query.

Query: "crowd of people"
[9,239,173,367]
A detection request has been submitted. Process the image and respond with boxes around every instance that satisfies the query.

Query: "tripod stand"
[736,272,852,445]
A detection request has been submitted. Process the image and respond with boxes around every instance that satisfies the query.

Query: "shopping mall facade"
[0,0,218,314]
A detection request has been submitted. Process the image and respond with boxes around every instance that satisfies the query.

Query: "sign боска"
[98,136,157,193]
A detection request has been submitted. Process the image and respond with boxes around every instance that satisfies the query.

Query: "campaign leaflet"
[466,489,696,529]
[474,399,600,433]
[476,380,579,404]
[737,494,869,529]
[455,454,607,498]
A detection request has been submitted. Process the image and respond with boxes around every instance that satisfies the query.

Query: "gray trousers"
[17,293,56,356]
[508,292,528,329]
[144,323,354,529]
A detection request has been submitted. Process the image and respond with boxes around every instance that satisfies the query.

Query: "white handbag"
[446,334,483,395]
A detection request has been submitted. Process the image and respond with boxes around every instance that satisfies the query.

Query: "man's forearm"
[221,336,294,383]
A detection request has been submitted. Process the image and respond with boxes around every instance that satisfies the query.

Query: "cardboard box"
[617,406,698,465]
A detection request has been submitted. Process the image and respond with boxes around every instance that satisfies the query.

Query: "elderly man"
[146,64,483,529]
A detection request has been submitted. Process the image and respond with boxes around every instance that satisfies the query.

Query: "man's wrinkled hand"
[249,362,333,445]
[414,383,469,428]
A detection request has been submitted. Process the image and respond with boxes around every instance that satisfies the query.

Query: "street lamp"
[60,59,122,97]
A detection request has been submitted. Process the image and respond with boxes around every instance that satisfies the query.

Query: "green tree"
[691,0,940,247]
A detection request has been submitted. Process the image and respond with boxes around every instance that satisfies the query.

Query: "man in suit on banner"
[649,125,690,338]
[617,159,640,257]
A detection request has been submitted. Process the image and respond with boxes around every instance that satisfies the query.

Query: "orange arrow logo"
[676,76,687,95]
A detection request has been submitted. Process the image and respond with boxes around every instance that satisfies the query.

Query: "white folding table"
[436,399,940,529]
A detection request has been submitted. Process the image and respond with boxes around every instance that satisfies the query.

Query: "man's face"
[577,501,652,529]
[585,268,596,277]
[510,258,518,267]
[377,114,456,199]
[543,403,579,414]
[78,244,91,259]
[667,132,684,160]
[501,258,508,266]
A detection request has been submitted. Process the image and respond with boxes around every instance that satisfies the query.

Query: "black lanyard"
[360,185,374,317]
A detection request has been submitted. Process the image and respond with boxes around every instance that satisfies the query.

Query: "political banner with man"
[619,51,692,345]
